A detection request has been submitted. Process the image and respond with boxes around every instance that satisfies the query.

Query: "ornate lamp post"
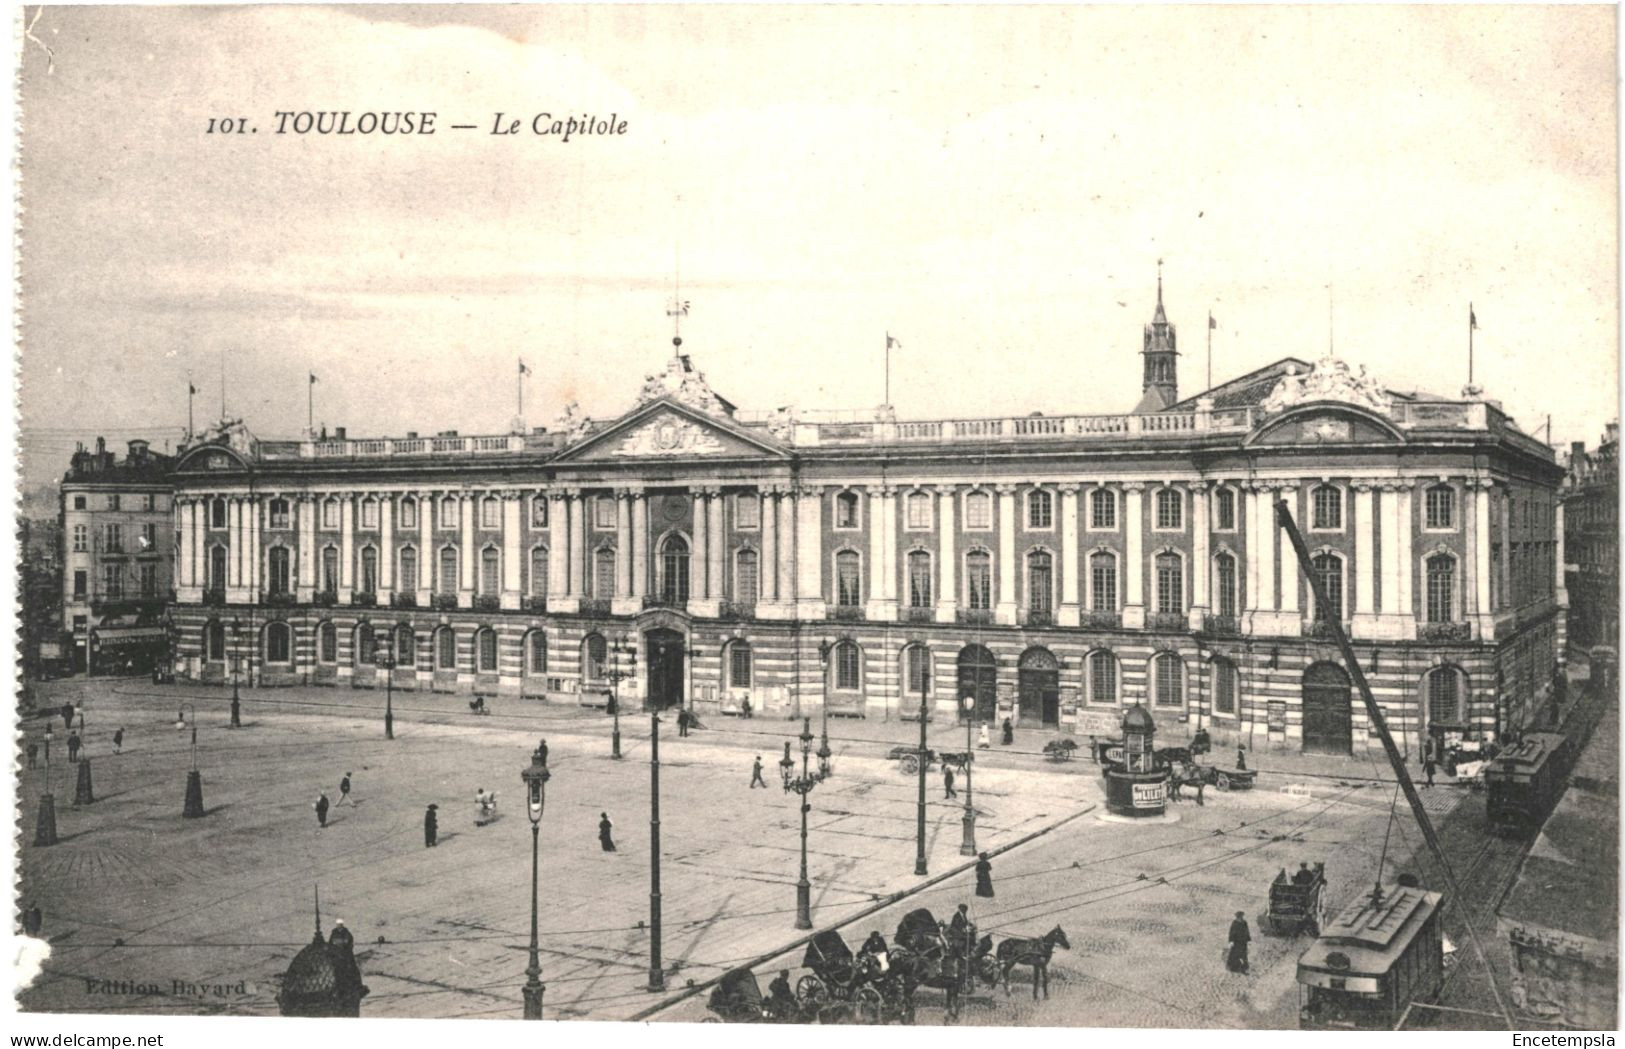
[607,635,637,759]
[175,702,205,818]
[34,726,57,846]
[647,707,664,991]
[230,620,242,727]
[72,708,95,807]
[915,661,931,876]
[816,638,834,779]
[960,693,977,856]
[376,641,396,740]
[519,746,551,1019]
[784,717,825,930]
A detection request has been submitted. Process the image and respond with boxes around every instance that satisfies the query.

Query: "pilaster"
[794,486,826,618]
[995,483,1018,625]
[1059,483,1081,627]
[935,485,957,624]
[1122,482,1145,629]
[1189,482,1210,629]
[500,491,522,610]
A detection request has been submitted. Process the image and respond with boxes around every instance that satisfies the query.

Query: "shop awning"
[92,626,167,647]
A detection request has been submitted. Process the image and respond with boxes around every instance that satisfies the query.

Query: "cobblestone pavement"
[16,675,1514,1025]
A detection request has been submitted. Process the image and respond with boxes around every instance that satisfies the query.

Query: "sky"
[16,4,1618,491]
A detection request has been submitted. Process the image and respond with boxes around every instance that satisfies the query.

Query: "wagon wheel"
[854,984,884,1023]
[796,974,830,1006]
[701,1016,722,1024]
[900,753,920,775]
[1216,772,1232,791]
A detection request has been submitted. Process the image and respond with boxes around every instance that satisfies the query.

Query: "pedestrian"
[339,772,352,805]
[948,904,971,954]
[315,792,330,828]
[677,709,690,737]
[67,731,81,763]
[943,765,957,799]
[1423,753,1436,787]
[26,742,38,768]
[1236,746,1247,772]
[1002,718,1014,746]
[975,851,995,898]
[61,704,75,732]
[535,739,549,766]
[750,756,767,788]
[977,723,991,749]
[112,728,123,755]
[740,695,753,720]
[1226,910,1251,974]
[1194,776,1206,807]
[424,803,438,847]
[21,902,42,938]
[598,812,616,852]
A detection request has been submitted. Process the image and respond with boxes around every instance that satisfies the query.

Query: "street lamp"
[606,635,637,759]
[647,707,664,992]
[230,619,243,728]
[376,639,396,740]
[72,709,94,807]
[34,726,57,846]
[784,716,826,930]
[519,746,551,1020]
[816,639,834,779]
[960,693,977,857]
[175,702,204,817]
[914,661,931,876]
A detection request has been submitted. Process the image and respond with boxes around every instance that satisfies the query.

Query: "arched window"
[1155,552,1184,614]
[582,633,607,683]
[907,550,932,608]
[594,547,615,598]
[834,490,861,529]
[1311,553,1344,623]
[209,545,227,591]
[728,640,753,688]
[359,546,378,595]
[321,546,339,595]
[966,550,992,610]
[1027,550,1053,613]
[354,623,376,666]
[476,628,498,673]
[1152,653,1184,708]
[660,536,690,603]
[526,631,547,675]
[480,547,500,596]
[318,621,336,664]
[1215,552,1238,618]
[1155,488,1183,530]
[1214,658,1238,715]
[1028,490,1053,529]
[399,547,418,594]
[529,547,548,598]
[1089,650,1118,705]
[1215,487,1236,530]
[269,498,291,530]
[265,622,291,664]
[834,640,862,691]
[435,627,456,670]
[1425,484,1456,530]
[268,546,291,595]
[835,550,861,607]
[438,546,459,596]
[965,490,993,530]
[734,549,759,603]
[399,496,418,530]
[903,643,931,697]
[1426,665,1464,725]
[1090,551,1117,611]
[1312,485,1343,530]
[204,620,225,662]
[396,626,416,666]
[1090,488,1117,529]
[1426,554,1456,623]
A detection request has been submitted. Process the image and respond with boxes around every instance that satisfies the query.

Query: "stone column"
[995,483,1018,625]
[554,490,581,613]
[227,497,242,593]
[795,486,826,618]
[1473,479,1494,636]
[1123,483,1145,629]
[417,491,434,607]
[1059,483,1081,627]
[1277,485,1300,626]
[1499,484,1512,610]
[1189,482,1209,629]
[777,487,796,606]
[1379,483,1402,617]
[612,491,636,615]
[380,494,395,599]
[1243,486,1261,618]
[760,488,779,607]
[707,488,725,607]
[935,486,957,624]
[501,492,522,610]
[631,490,649,602]
[1397,484,1416,630]
[458,493,476,606]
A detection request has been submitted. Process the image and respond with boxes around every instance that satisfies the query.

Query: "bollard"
[34,793,58,846]
[73,759,95,805]
[183,770,206,818]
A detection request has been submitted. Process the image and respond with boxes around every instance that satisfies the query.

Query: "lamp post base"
[230,696,241,728]
[960,809,977,856]
[795,880,812,930]
[521,979,544,1020]
[183,770,206,818]
[385,708,394,740]
[34,793,57,846]
[612,728,622,759]
[73,759,94,805]
[915,855,928,877]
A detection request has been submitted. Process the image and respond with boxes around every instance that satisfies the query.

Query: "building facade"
[1562,424,1617,665]
[60,437,176,673]
[166,292,1566,754]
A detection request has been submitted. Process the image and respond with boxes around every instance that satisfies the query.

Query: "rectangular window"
[967,554,992,610]
[735,493,760,530]
[72,571,86,599]
[73,495,86,510]
[400,499,418,530]
[734,551,759,603]
[211,499,228,529]
[908,552,932,608]
[1090,489,1117,530]
[1090,554,1117,612]
[1216,556,1238,618]
[906,646,930,695]
[139,562,158,597]
[1312,486,1344,530]
[104,524,124,553]
[1215,662,1237,715]
[836,645,860,690]
[594,550,615,598]
[530,497,547,528]
[143,493,155,512]
[399,549,419,594]
[102,563,122,599]
[1216,488,1236,530]
[439,498,458,530]
[1090,653,1116,705]
[108,494,120,512]
[1028,491,1053,529]
[835,492,860,529]
[485,499,504,530]
[141,523,157,551]
[322,500,340,530]
[361,500,379,530]
[1156,555,1183,614]
[730,645,752,688]
[1425,486,1455,530]
[836,553,862,607]
[1155,489,1183,530]
[72,525,86,552]
[269,501,290,530]
[965,492,992,530]
[906,492,932,531]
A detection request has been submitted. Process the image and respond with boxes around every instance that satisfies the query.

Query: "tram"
[1484,731,1574,838]
[1296,883,1444,1030]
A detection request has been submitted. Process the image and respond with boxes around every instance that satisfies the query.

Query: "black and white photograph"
[9,3,1619,1040]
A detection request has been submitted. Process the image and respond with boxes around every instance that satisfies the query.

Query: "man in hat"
[66,730,81,764]
[598,812,616,852]
[424,803,438,847]
[1293,861,1317,886]
[750,756,767,788]
[1423,751,1437,787]
[1226,911,1251,973]
[61,703,75,732]
[536,739,549,766]
[975,852,995,898]
[315,792,330,828]
[767,969,796,1019]
[943,765,957,799]
[112,727,124,755]
[947,904,972,956]
[677,708,691,737]
[1236,746,1247,772]
[339,772,352,805]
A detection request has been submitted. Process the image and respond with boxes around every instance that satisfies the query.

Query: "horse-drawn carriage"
[1261,863,1328,937]
[1042,739,1080,762]
[797,929,910,1023]
[890,747,974,776]
[706,967,772,1022]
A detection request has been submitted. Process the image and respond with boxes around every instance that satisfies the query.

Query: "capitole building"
[167,283,1567,756]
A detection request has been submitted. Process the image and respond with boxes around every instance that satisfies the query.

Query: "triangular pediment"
[555,398,789,463]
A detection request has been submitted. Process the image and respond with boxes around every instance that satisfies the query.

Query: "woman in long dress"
[975,852,994,898]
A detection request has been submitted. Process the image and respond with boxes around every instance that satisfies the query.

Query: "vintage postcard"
[10,4,1619,1040]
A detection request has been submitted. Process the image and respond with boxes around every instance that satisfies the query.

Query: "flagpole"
[187,375,194,439]
[307,373,314,435]
[518,364,524,421]
[885,334,890,407]
[1468,302,1475,386]
[1206,311,1213,391]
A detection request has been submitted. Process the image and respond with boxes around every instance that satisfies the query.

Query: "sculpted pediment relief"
[615,414,727,457]
[1261,356,1392,417]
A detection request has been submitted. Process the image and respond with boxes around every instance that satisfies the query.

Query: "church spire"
[1135,261,1179,413]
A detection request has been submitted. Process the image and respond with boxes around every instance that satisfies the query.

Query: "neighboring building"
[61,437,176,673]
[1561,424,1617,667]
[19,516,64,675]
[165,284,1566,753]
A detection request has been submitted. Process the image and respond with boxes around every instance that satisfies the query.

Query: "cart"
[1043,739,1079,762]
[705,967,770,1022]
[890,746,935,775]
[1188,762,1257,791]
[1260,862,1327,937]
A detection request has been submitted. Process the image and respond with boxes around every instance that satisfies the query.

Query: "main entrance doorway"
[957,645,998,722]
[1018,647,1061,727]
[1302,662,1353,754]
[646,628,685,710]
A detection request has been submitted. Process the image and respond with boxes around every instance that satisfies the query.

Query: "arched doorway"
[957,645,997,723]
[1303,662,1353,754]
[646,628,685,710]
[1018,647,1060,727]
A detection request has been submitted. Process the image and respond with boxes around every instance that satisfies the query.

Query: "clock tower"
[1135,264,1179,413]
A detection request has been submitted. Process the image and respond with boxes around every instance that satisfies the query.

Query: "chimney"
[334,427,347,440]
[95,436,106,456]
[405,432,418,440]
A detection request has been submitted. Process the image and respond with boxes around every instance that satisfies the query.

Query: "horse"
[995,925,1071,999]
